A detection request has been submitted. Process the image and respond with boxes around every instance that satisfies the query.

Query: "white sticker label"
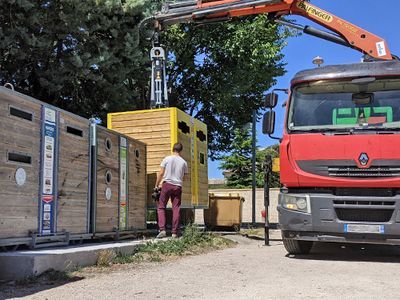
[44,107,56,123]
[105,187,112,200]
[15,168,27,186]
[120,137,127,148]
[43,212,51,221]
[42,134,55,194]
[376,41,387,57]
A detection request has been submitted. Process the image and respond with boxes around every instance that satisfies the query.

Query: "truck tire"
[282,237,313,255]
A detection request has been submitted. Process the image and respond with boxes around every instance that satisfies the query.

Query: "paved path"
[3,234,400,299]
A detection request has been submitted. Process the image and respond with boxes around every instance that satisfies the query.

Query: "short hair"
[172,142,183,153]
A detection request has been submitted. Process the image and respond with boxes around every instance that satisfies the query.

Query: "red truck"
[149,0,399,253]
[264,60,400,254]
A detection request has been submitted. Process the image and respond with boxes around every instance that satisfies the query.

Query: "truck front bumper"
[278,192,400,245]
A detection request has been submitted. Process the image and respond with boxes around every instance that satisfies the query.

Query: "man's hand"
[152,187,162,201]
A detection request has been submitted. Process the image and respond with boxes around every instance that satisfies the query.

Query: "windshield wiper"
[290,128,353,134]
[290,127,400,135]
[353,125,400,132]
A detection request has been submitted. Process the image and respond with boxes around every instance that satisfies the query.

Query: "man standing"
[155,142,188,238]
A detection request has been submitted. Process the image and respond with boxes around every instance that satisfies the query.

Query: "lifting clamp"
[150,31,169,109]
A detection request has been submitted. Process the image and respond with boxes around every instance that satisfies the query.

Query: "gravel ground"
[2,231,400,300]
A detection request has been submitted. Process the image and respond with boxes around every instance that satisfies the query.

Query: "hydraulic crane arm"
[146,0,394,108]
[153,0,393,60]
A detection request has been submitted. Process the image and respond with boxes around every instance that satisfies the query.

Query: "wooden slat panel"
[95,127,119,233]
[0,91,41,239]
[111,126,171,136]
[57,113,90,234]
[127,139,147,230]
[111,117,171,128]
[197,137,209,207]
[111,110,170,122]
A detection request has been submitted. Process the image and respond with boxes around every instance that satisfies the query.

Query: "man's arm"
[182,162,189,181]
[155,167,165,188]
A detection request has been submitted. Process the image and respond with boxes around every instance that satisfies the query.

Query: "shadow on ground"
[287,242,400,263]
[0,270,85,300]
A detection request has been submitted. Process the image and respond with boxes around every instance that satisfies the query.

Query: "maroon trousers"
[157,182,182,234]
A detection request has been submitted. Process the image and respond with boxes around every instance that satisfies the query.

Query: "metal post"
[252,110,257,227]
[264,154,272,246]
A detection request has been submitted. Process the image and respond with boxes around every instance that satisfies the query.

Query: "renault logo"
[359,153,369,166]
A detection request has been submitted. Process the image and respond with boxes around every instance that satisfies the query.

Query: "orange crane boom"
[154,0,393,60]
[146,0,394,108]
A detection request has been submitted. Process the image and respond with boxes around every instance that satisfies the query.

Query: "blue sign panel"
[39,107,58,235]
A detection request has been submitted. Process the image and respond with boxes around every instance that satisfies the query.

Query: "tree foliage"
[164,16,289,158]
[219,128,253,188]
[0,0,150,120]
[220,128,280,188]
[0,1,290,157]
[257,144,280,188]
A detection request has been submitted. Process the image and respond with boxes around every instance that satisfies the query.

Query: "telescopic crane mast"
[147,0,394,108]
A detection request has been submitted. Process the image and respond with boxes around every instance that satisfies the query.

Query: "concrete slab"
[0,238,164,281]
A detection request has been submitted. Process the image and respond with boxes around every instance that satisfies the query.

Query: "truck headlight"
[279,194,311,214]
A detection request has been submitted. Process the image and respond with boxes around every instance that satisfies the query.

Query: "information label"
[119,137,128,230]
[40,107,58,235]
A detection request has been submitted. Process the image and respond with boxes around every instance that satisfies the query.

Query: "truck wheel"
[282,237,313,255]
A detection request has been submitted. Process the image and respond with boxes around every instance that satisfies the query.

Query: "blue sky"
[208,0,400,178]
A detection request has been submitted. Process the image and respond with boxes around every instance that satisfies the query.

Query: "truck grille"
[297,159,400,179]
[333,200,395,206]
[335,208,394,222]
[328,166,400,178]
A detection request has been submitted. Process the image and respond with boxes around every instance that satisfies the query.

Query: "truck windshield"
[288,78,400,132]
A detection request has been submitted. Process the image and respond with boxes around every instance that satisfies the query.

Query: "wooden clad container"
[0,87,91,241]
[92,124,147,233]
[107,107,208,209]
[0,87,41,239]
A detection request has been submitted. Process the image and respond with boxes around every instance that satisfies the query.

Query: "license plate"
[344,224,385,234]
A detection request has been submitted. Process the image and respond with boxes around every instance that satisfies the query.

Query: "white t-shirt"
[161,155,188,187]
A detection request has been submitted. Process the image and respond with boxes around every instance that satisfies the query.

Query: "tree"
[220,126,280,188]
[257,144,280,188]
[219,127,253,188]
[0,0,150,120]
[162,15,291,158]
[0,2,291,157]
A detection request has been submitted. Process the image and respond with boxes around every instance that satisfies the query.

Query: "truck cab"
[266,60,400,254]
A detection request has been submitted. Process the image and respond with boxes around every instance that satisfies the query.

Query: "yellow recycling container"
[107,107,208,209]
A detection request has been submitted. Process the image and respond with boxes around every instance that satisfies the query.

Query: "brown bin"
[204,193,244,230]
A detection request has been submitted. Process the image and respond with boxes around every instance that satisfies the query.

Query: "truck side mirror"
[262,111,275,135]
[265,92,278,108]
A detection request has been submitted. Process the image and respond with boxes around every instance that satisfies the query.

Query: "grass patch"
[113,224,234,264]
[241,227,265,238]
[97,249,117,267]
